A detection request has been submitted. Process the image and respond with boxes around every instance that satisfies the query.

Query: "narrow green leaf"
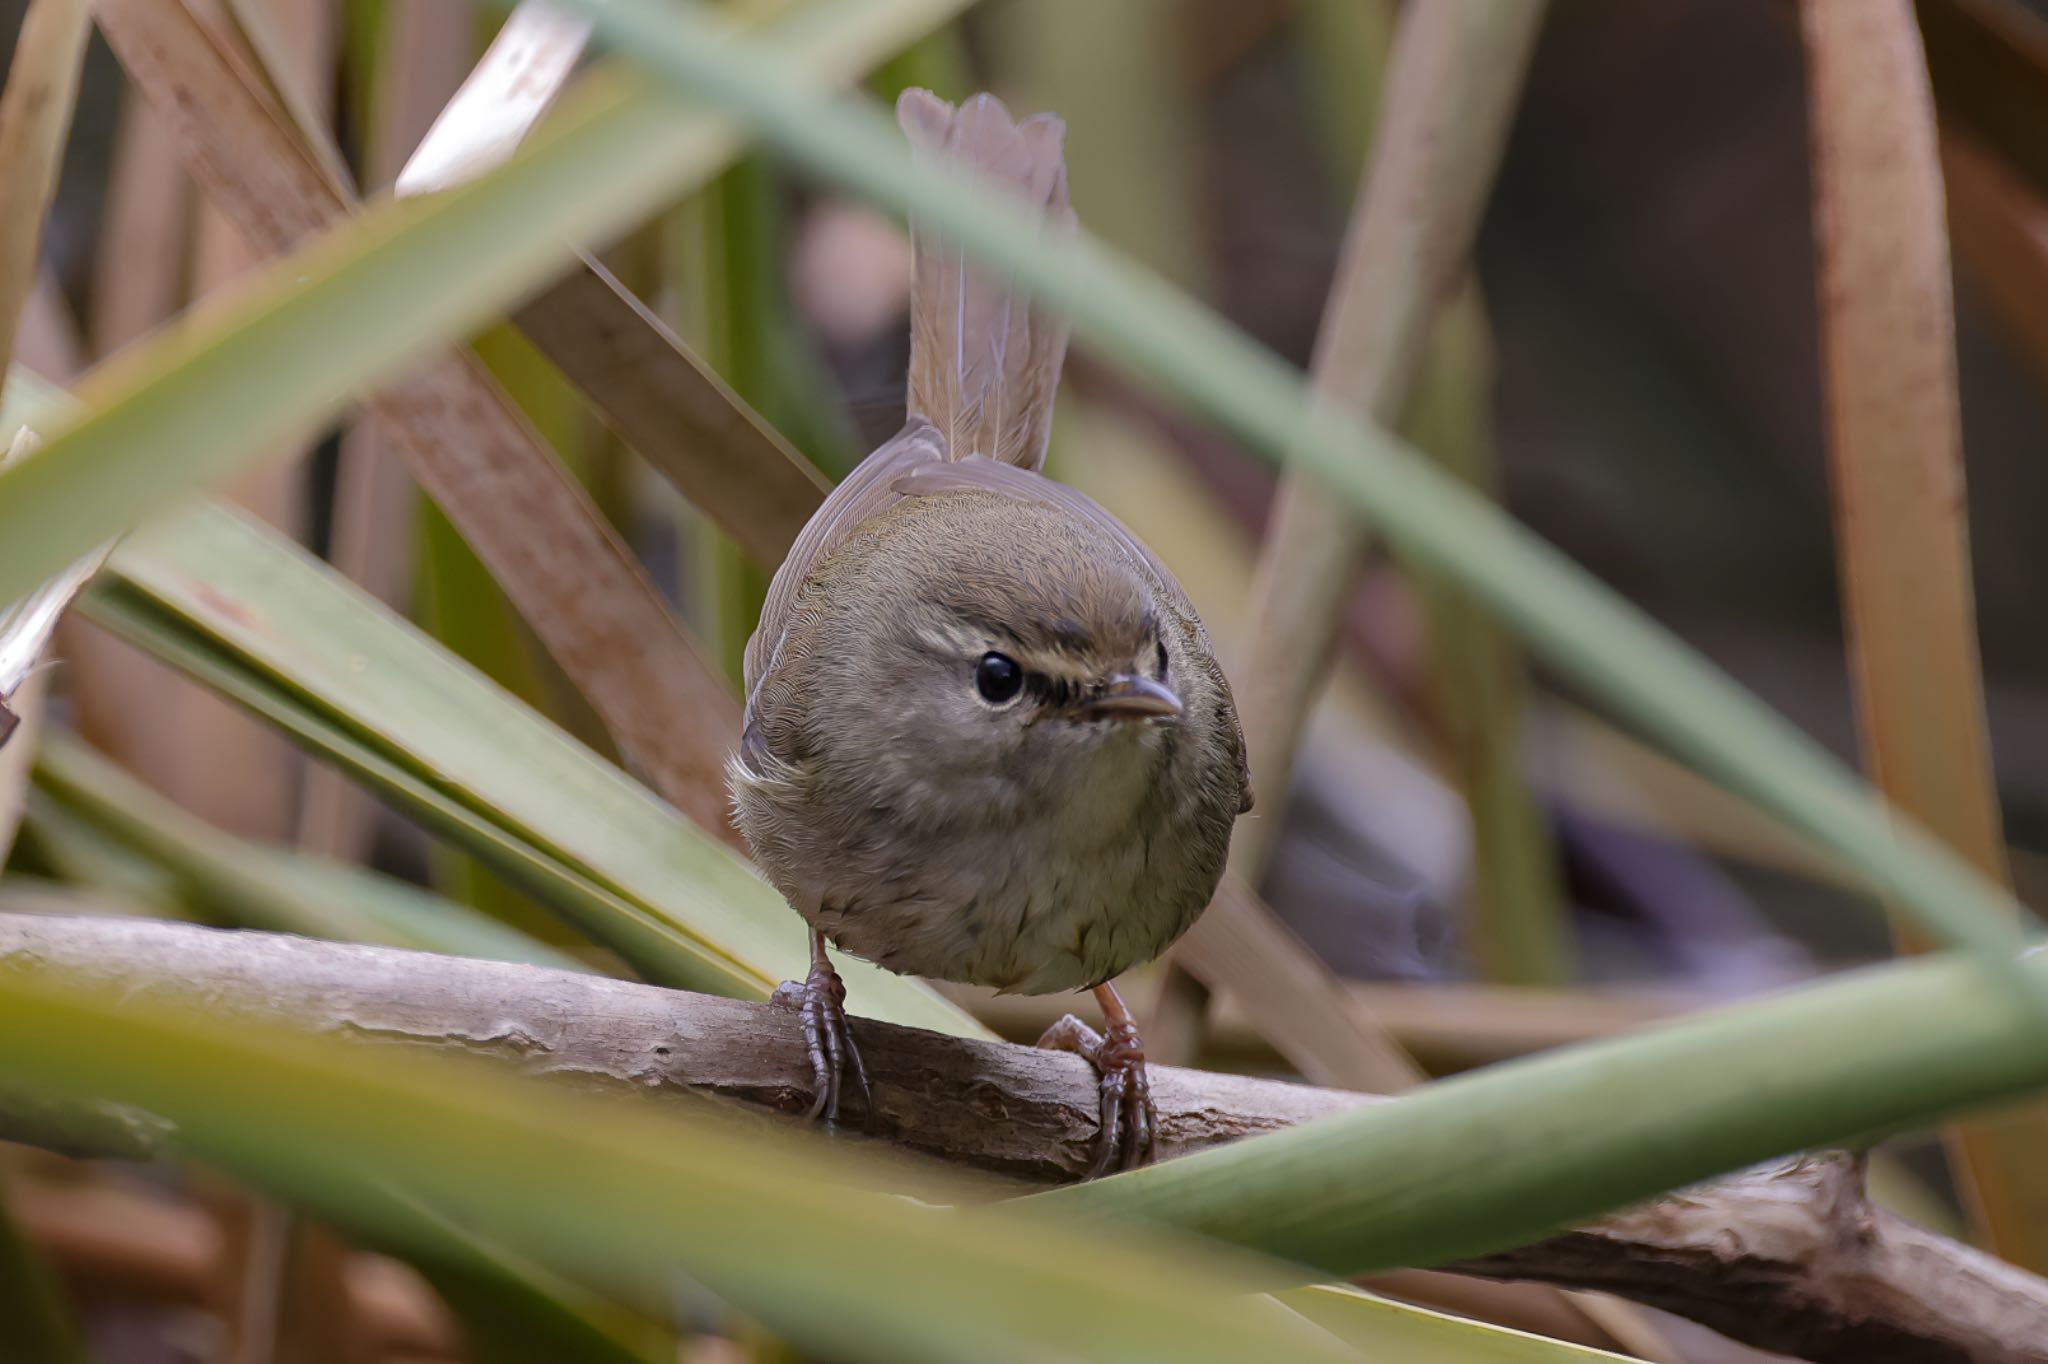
[33,734,584,972]
[0,67,669,602]
[1036,943,2048,1276]
[0,1179,87,1364]
[347,1181,668,1364]
[0,0,982,614]
[0,962,1366,1364]
[82,573,729,981]
[1408,287,1573,985]
[0,360,966,1026]
[84,499,972,1032]
[520,0,2045,1003]
[15,799,185,912]
[274,854,581,973]
[1283,1285,1635,1363]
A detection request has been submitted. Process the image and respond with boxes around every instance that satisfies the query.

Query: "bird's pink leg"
[1037,980,1156,1176]
[772,930,872,1129]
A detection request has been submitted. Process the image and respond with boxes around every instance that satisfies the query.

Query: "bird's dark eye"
[975,652,1024,704]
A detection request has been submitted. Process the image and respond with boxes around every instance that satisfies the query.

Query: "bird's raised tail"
[897,88,1074,472]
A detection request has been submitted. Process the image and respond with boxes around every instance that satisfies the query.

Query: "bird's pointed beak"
[1082,673,1183,720]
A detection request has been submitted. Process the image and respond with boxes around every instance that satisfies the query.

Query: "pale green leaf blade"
[0,358,968,1028]
[0,1187,87,1364]
[78,572,754,994]
[524,0,2044,1003]
[0,68,681,606]
[0,0,981,613]
[0,956,1366,1364]
[1283,1285,1637,1363]
[33,733,585,973]
[95,500,972,1033]
[1035,942,2048,1277]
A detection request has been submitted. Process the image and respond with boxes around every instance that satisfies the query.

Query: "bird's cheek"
[903,681,982,741]
[1012,723,1089,788]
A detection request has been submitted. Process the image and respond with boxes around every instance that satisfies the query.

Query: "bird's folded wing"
[742,420,948,699]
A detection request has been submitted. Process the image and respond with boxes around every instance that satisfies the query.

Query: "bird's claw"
[773,963,872,1131]
[1038,1013,1156,1177]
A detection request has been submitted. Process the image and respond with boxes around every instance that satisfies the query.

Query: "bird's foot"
[1037,1012,1155,1176]
[770,958,871,1131]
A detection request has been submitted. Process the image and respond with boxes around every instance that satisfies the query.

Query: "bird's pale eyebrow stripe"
[957,610,1099,655]
[955,613,1027,649]
[917,622,983,654]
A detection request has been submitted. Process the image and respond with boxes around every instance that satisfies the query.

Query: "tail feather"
[898,88,1073,471]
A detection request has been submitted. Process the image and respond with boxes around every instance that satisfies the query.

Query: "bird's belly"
[810,824,1193,995]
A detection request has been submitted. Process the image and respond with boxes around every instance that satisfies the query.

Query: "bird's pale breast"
[806,728,1217,993]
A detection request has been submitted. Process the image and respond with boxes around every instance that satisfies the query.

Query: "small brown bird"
[730,89,1251,1174]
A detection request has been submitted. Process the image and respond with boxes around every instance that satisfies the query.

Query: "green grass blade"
[1035,944,2048,1275]
[0,1186,87,1364]
[0,359,964,1024]
[0,960,1370,1364]
[33,734,584,972]
[1282,1285,1635,1363]
[0,67,667,602]
[79,575,757,995]
[83,499,971,1032]
[274,856,585,974]
[1408,287,1573,985]
[345,1180,669,1364]
[517,0,2042,999]
[0,0,980,618]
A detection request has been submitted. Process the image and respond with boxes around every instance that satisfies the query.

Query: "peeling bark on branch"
[0,914,2040,1363]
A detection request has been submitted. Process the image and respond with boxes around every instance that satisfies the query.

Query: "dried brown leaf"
[89,94,195,356]
[0,0,90,384]
[394,2,591,199]
[1944,129,2048,390]
[1803,0,2048,1273]
[298,0,483,863]
[95,0,744,840]
[381,4,831,568]
[1167,878,1426,1093]
[512,259,831,567]
[1157,1,1548,1075]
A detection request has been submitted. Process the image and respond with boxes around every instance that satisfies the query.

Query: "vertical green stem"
[0,1179,88,1364]
[1406,285,1574,985]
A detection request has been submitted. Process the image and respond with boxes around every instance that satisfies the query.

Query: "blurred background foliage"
[5,0,2048,1360]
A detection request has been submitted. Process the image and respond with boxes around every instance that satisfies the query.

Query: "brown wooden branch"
[0,914,2042,1363]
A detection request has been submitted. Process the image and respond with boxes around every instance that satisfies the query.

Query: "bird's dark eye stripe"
[1155,638,1169,680]
[1023,672,1076,707]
